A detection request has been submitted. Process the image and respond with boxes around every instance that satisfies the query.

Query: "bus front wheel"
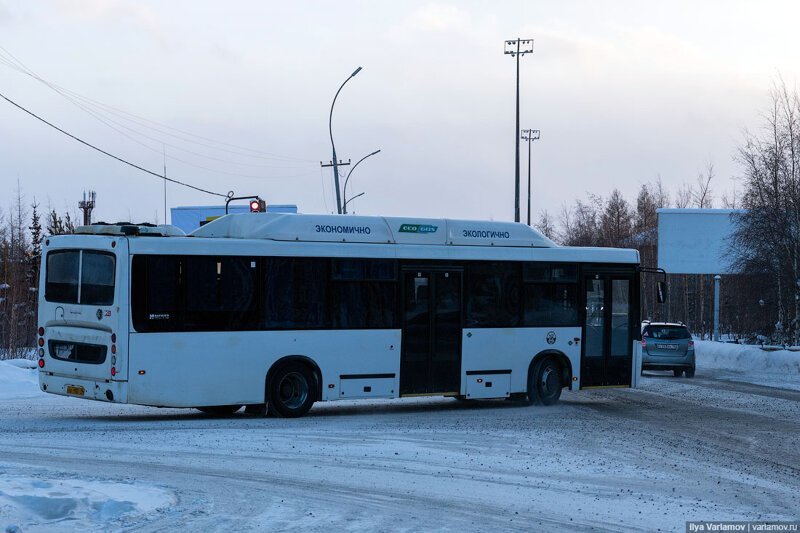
[268,362,316,418]
[529,358,563,406]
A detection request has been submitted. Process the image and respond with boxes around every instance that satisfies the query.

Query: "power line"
[0,55,315,172]
[0,47,315,164]
[0,90,227,198]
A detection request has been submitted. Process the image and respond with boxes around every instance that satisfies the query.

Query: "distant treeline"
[0,188,74,359]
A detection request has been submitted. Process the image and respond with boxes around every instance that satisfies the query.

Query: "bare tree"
[534,210,557,242]
[675,182,693,208]
[722,184,739,208]
[731,80,800,343]
[693,163,715,208]
[600,189,633,247]
[562,194,603,247]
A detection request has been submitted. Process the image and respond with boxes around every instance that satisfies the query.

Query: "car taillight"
[688,340,694,348]
[641,339,646,348]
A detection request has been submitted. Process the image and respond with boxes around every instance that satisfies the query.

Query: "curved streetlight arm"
[343,149,381,214]
[343,192,366,213]
[328,66,362,214]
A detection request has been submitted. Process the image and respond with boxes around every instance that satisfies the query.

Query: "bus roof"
[190,213,558,248]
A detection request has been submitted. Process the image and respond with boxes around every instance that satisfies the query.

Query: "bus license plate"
[66,385,85,396]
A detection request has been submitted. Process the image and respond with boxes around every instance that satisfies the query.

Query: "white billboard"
[657,208,744,274]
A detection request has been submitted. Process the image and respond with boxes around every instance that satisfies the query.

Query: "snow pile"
[0,359,43,400]
[695,340,800,374]
[0,475,174,531]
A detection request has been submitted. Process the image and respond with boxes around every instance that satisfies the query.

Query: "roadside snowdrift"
[695,340,800,373]
[0,359,42,400]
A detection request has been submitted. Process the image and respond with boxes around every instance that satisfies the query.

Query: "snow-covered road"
[1,348,799,532]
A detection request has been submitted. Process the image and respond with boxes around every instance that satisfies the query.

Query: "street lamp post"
[343,149,381,214]
[521,129,540,226]
[504,39,533,223]
[327,66,362,214]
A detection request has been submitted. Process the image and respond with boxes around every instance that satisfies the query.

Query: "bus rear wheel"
[529,358,563,406]
[268,362,316,418]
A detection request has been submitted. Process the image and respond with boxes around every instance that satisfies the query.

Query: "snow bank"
[0,360,43,400]
[695,340,800,374]
[0,475,174,531]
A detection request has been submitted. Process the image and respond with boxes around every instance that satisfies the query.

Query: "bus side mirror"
[656,281,667,304]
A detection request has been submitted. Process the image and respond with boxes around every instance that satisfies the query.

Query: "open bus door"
[580,268,638,388]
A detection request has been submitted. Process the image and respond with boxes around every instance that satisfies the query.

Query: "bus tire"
[196,405,242,416]
[529,357,562,406]
[268,362,316,418]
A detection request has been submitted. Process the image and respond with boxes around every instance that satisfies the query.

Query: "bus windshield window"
[80,251,116,305]
[45,250,80,303]
[45,250,116,305]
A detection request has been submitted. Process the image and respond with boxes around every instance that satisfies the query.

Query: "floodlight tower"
[521,129,540,226]
[504,38,534,223]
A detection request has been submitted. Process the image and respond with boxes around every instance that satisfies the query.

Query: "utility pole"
[504,38,534,223]
[321,159,351,213]
[521,129,540,226]
[78,190,96,226]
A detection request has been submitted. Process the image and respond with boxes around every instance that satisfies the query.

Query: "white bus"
[36,213,643,417]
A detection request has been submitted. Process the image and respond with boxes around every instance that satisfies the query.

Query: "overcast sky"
[1,0,799,225]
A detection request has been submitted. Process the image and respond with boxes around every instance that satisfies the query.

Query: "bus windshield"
[45,250,116,305]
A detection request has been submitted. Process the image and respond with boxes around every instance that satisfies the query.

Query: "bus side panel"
[461,327,582,393]
[127,330,401,407]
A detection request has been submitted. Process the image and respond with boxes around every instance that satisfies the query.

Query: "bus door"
[580,269,635,388]
[400,268,462,395]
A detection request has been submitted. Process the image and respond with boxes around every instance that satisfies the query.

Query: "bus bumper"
[39,373,128,403]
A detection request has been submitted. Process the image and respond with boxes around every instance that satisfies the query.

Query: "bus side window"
[264,258,329,329]
[522,262,578,327]
[465,262,520,327]
[132,255,181,332]
[184,256,257,331]
[523,283,578,326]
[331,259,397,329]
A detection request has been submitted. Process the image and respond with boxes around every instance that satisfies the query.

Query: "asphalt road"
[1,368,798,532]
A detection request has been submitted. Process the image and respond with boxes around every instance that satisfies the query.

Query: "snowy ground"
[0,343,798,532]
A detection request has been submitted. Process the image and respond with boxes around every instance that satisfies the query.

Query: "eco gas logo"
[399,224,438,234]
